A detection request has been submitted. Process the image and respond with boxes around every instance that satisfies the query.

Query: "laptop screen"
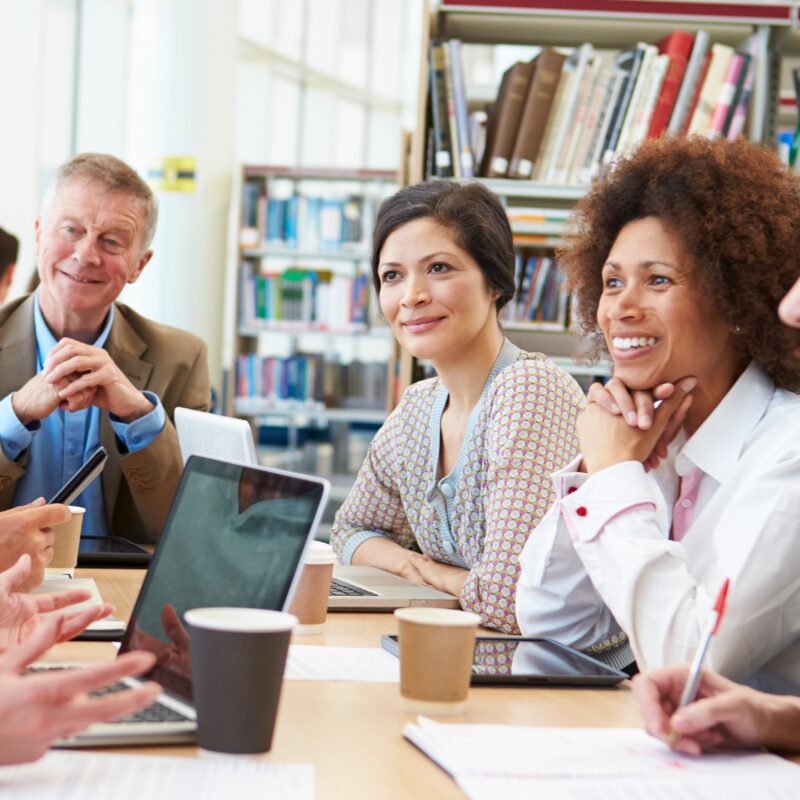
[120,456,329,701]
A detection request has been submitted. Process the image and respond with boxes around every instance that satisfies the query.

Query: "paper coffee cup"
[48,505,85,576]
[185,607,297,755]
[288,541,336,634]
[395,607,480,715]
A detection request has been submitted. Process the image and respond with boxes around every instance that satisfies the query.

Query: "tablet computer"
[77,535,152,568]
[380,635,627,687]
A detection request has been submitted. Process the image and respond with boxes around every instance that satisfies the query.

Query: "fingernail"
[611,403,620,414]
[680,377,697,392]
[639,414,652,429]
[626,411,638,425]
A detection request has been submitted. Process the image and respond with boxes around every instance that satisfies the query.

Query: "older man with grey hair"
[0,153,210,577]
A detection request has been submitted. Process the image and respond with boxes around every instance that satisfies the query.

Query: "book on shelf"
[508,47,566,179]
[727,35,759,141]
[629,52,670,151]
[239,184,374,252]
[480,59,535,178]
[602,43,648,166]
[235,354,387,413]
[429,41,455,178]
[544,43,595,183]
[688,43,735,135]
[553,46,603,183]
[648,30,694,139]
[566,62,612,185]
[446,39,475,178]
[239,263,373,332]
[709,52,747,136]
[667,30,710,134]
[427,27,763,188]
[500,251,570,329]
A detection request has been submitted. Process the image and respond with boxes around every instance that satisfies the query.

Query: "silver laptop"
[172,409,458,610]
[45,455,330,747]
[329,566,457,609]
[174,407,258,465]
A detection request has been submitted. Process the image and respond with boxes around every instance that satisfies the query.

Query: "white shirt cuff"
[559,461,657,543]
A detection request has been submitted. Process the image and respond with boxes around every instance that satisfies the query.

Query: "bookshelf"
[222,165,397,438]
[396,0,797,396]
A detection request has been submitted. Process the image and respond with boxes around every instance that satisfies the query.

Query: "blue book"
[283,195,299,247]
[266,198,286,244]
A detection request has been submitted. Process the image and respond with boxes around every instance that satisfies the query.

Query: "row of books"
[240,182,375,250]
[239,264,373,332]
[429,30,764,185]
[499,253,570,328]
[235,353,387,410]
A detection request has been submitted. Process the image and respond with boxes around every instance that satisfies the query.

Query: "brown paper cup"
[288,541,336,634]
[394,607,480,715]
[49,506,85,574]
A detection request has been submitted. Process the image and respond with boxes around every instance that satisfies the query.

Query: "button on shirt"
[0,296,166,537]
[516,362,800,694]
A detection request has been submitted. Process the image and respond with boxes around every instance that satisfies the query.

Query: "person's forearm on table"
[351,537,468,596]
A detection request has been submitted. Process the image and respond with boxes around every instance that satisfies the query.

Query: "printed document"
[405,717,800,799]
[0,751,313,799]
[285,645,399,682]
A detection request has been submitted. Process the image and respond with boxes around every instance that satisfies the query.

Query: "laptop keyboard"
[330,577,378,597]
[27,667,191,725]
[90,681,190,724]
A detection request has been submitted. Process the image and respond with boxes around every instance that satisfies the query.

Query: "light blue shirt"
[0,293,166,537]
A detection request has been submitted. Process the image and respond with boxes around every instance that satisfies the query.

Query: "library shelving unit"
[398,0,798,395]
[222,165,398,458]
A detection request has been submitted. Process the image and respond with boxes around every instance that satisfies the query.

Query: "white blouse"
[516,362,800,694]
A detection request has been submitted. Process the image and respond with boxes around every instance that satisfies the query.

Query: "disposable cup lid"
[184,607,298,633]
[394,607,481,627]
[304,540,337,565]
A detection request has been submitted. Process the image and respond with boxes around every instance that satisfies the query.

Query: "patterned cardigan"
[330,344,585,633]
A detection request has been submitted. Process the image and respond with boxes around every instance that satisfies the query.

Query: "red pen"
[673,578,730,724]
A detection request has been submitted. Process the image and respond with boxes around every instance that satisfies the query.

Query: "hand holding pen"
[672,579,730,727]
[632,579,733,755]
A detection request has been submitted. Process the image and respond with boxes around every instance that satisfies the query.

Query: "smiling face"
[598,216,741,393]
[377,217,500,366]
[35,177,152,338]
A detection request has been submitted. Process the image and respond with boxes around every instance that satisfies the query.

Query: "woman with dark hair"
[516,136,800,689]
[329,181,584,633]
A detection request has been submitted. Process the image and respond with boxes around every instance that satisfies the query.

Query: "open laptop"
[171,408,457,610]
[45,455,330,747]
[175,407,258,465]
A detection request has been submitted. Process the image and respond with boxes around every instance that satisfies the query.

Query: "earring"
[734,324,743,333]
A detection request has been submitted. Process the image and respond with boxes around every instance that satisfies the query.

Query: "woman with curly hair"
[515,136,800,689]
[329,180,585,633]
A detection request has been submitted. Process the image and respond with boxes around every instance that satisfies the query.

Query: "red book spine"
[647,31,694,138]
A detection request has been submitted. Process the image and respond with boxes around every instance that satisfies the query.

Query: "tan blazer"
[0,294,211,542]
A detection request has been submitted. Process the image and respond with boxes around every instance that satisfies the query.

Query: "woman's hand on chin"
[579,376,697,474]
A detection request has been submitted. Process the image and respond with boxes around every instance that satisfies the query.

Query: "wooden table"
[49,568,644,800]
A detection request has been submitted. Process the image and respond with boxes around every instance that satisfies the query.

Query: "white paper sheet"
[404,718,800,800]
[0,751,313,799]
[33,577,124,632]
[284,645,400,682]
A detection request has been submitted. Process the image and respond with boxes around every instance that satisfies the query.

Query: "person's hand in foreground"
[0,614,160,765]
[0,553,115,653]
[0,501,71,590]
[632,664,800,754]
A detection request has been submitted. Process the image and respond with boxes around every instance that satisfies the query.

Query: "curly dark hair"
[559,136,800,389]
[371,180,516,311]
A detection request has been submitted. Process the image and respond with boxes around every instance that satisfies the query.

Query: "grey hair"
[41,153,158,251]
